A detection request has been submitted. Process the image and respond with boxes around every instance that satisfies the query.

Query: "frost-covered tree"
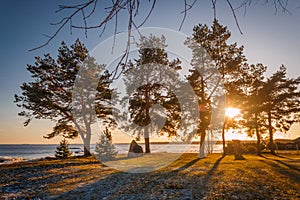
[95,127,118,160]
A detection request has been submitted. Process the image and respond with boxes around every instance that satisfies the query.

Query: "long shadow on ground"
[259,155,300,184]
[54,154,226,199]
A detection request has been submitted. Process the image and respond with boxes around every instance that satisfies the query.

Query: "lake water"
[0,143,223,163]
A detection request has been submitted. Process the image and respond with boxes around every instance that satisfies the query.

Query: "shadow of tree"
[171,157,201,173]
[258,157,300,184]
[13,153,299,199]
[201,155,225,197]
[273,154,294,160]
[53,154,226,199]
[0,158,106,199]
[259,155,300,172]
[203,155,225,182]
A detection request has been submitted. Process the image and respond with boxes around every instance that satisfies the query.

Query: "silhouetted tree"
[15,39,113,156]
[186,20,246,156]
[239,63,267,155]
[260,66,300,154]
[123,34,182,153]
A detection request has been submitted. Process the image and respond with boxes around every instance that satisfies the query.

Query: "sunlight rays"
[225,107,240,118]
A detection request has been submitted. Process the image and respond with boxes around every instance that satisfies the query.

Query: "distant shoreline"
[1,138,298,145]
[0,140,254,145]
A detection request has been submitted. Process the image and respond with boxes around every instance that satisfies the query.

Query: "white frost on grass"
[103,153,182,173]
[0,156,25,165]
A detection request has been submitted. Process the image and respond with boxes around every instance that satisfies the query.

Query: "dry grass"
[0,153,299,199]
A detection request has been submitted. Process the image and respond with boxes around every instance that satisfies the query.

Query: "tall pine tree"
[260,66,300,154]
[123,35,182,153]
[185,20,246,157]
[239,63,267,155]
[15,40,113,156]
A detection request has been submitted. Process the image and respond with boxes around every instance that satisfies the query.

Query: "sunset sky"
[0,0,299,144]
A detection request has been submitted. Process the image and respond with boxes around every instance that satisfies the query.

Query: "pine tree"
[240,65,300,155]
[95,127,118,161]
[55,138,72,159]
[260,66,300,154]
[123,34,182,153]
[14,39,114,156]
[185,20,246,157]
[239,63,267,155]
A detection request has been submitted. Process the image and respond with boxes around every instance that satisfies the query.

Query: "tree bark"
[268,111,275,155]
[199,130,206,158]
[74,122,92,156]
[255,113,261,156]
[83,145,91,156]
[83,121,92,156]
[144,126,150,153]
[83,133,92,156]
[222,120,226,156]
[199,76,207,158]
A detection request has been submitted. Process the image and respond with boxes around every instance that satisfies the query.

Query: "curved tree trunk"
[74,122,92,156]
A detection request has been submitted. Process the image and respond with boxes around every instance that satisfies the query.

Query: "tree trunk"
[144,83,151,154]
[75,123,92,157]
[199,130,206,158]
[255,113,261,156]
[144,126,150,153]
[222,121,226,156]
[83,136,92,156]
[268,111,275,155]
[83,145,91,156]
[199,77,207,158]
[83,127,92,156]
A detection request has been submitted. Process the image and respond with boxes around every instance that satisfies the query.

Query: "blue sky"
[0,0,299,144]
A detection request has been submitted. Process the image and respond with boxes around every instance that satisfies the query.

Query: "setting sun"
[225,107,240,118]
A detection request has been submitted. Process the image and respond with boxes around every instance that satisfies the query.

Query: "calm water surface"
[0,143,222,161]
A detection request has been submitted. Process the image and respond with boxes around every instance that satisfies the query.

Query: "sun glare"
[225,107,240,118]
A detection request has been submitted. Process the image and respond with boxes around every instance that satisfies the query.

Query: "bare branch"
[29,0,95,51]
[236,0,292,16]
[136,0,156,28]
[111,3,118,54]
[179,0,198,30]
[179,0,188,31]
[31,0,295,76]
[85,0,98,19]
[225,0,243,35]
[81,9,88,38]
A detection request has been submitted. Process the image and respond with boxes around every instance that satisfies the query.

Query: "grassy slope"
[0,153,299,199]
